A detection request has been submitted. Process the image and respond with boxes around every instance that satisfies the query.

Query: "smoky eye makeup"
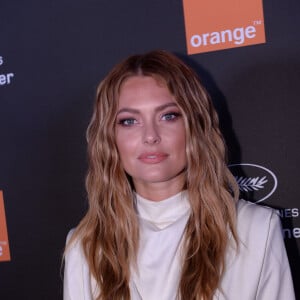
[161,111,182,121]
[117,117,138,126]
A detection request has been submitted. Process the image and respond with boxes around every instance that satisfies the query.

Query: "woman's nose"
[143,122,161,144]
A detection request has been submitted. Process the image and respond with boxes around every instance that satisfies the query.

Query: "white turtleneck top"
[130,191,190,300]
[64,193,295,300]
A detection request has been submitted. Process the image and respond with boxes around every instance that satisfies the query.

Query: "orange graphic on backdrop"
[0,191,11,262]
[182,0,266,54]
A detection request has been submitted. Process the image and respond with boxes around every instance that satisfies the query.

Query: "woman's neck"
[133,173,186,201]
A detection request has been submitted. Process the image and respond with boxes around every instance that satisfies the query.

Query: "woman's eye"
[161,112,181,121]
[118,118,137,126]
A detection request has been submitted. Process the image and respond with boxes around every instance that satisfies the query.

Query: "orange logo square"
[0,191,11,262]
[182,0,266,54]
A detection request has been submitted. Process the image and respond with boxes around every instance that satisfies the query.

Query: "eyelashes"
[161,112,181,121]
[117,118,138,126]
[116,112,182,127]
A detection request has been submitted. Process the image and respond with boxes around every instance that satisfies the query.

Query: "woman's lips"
[138,152,168,164]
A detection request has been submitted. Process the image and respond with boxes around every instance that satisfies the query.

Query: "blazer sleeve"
[256,211,295,300]
[63,230,95,300]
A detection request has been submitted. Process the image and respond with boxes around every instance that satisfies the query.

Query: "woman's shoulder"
[237,198,276,218]
[235,199,282,249]
[236,199,279,228]
[64,229,87,278]
[64,229,84,258]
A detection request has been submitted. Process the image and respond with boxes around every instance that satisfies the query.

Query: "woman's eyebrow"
[117,102,178,115]
[116,107,139,115]
[155,102,178,112]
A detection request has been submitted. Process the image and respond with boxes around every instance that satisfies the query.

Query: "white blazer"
[64,200,295,300]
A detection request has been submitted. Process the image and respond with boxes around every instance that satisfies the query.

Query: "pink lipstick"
[138,152,168,164]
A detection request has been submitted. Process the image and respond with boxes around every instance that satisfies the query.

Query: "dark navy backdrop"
[1,1,299,299]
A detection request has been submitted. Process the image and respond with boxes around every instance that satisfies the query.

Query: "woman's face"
[115,75,187,200]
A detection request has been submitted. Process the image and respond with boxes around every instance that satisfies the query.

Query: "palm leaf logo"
[235,176,268,192]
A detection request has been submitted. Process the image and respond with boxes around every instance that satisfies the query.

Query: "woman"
[64,50,295,300]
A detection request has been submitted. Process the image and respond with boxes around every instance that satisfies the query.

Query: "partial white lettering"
[190,25,257,48]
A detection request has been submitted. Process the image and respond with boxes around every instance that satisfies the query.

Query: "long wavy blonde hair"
[67,50,239,300]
